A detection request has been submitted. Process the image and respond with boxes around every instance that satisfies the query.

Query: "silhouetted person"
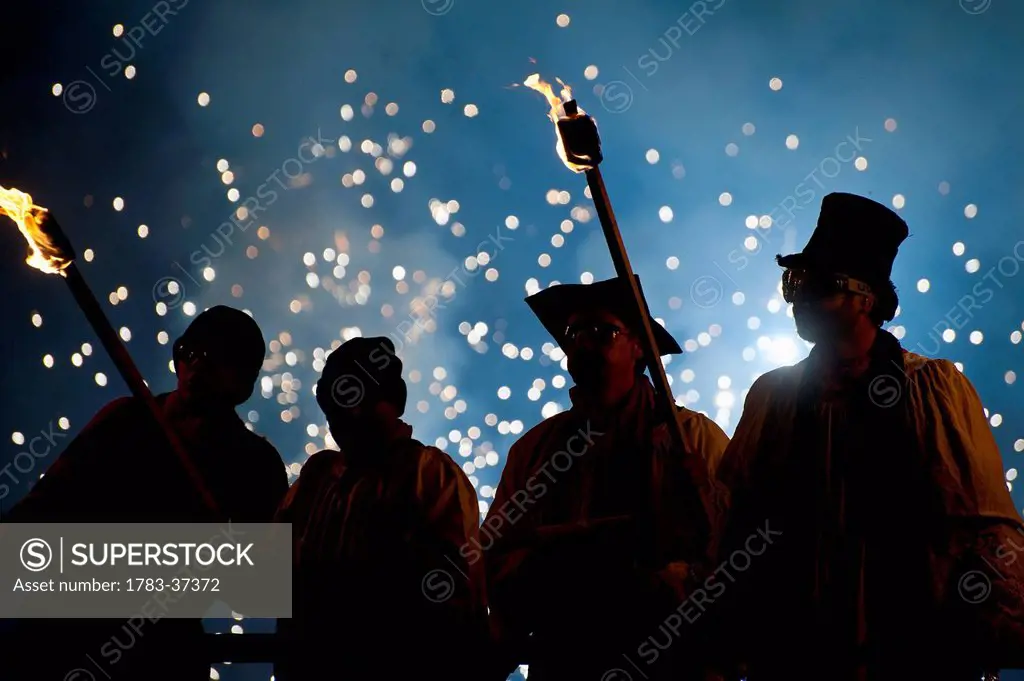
[485,276,729,681]
[274,336,489,681]
[5,305,288,681]
[714,193,1024,680]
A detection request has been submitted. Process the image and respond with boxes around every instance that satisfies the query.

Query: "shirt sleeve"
[686,412,732,562]
[647,412,731,603]
[696,415,731,481]
[715,373,774,497]
[3,398,134,522]
[413,449,489,647]
[483,436,541,645]
[912,360,1024,655]
[273,450,339,531]
[248,437,289,522]
[914,359,1020,521]
[711,371,782,583]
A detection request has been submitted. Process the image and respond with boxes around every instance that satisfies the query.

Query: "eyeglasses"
[563,321,627,346]
[781,268,873,304]
[181,346,221,363]
[180,344,247,372]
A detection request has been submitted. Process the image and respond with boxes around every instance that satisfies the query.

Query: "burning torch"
[0,186,222,519]
[522,75,714,547]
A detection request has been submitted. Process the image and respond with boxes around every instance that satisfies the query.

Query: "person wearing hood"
[484,275,730,680]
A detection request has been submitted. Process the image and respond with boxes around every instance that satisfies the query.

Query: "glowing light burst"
[8,37,1024,550]
[763,335,804,366]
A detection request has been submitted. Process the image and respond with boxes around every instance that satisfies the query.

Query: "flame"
[0,186,72,275]
[523,73,592,173]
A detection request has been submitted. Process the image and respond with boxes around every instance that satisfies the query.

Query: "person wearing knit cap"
[5,305,288,681]
[713,193,1024,679]
[485,275,730,681]
[172,304,269,410]
[274,336,490,681]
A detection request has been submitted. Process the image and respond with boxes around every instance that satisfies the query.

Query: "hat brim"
[776,252,848,275]
[776,252,811,270]
[525,275,683,356]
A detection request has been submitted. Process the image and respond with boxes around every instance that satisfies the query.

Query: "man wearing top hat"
[485,275,730,681]
[713,193,1024,680]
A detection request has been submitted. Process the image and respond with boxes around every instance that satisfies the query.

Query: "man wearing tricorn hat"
[5,305,288,681]
[714,193,1024,679]
[274,336,489,681]
[485,275,729,680]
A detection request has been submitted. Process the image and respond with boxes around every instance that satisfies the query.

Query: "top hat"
[525,275,682,355]
[776,192,909,289]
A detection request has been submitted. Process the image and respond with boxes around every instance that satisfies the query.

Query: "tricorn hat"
[525,275,682,355]
[776,192,909,289]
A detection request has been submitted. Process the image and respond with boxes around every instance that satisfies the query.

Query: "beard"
[793,312,825,343]
[180,371,247,410]
[794,307,856,345]
[567,351,606,388]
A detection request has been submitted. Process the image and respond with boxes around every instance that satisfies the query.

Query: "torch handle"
[62,264,223,519]
[583,168,714,534]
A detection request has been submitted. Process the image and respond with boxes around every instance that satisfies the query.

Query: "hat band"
[782,268,873,303]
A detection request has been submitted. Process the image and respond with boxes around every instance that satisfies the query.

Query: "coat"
[716,348,1024,678]
[3,393,288,681]
[486,379,730,680]
[274,435,490,680]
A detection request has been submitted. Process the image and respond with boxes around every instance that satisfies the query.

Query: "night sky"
[2,0,1023,678]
